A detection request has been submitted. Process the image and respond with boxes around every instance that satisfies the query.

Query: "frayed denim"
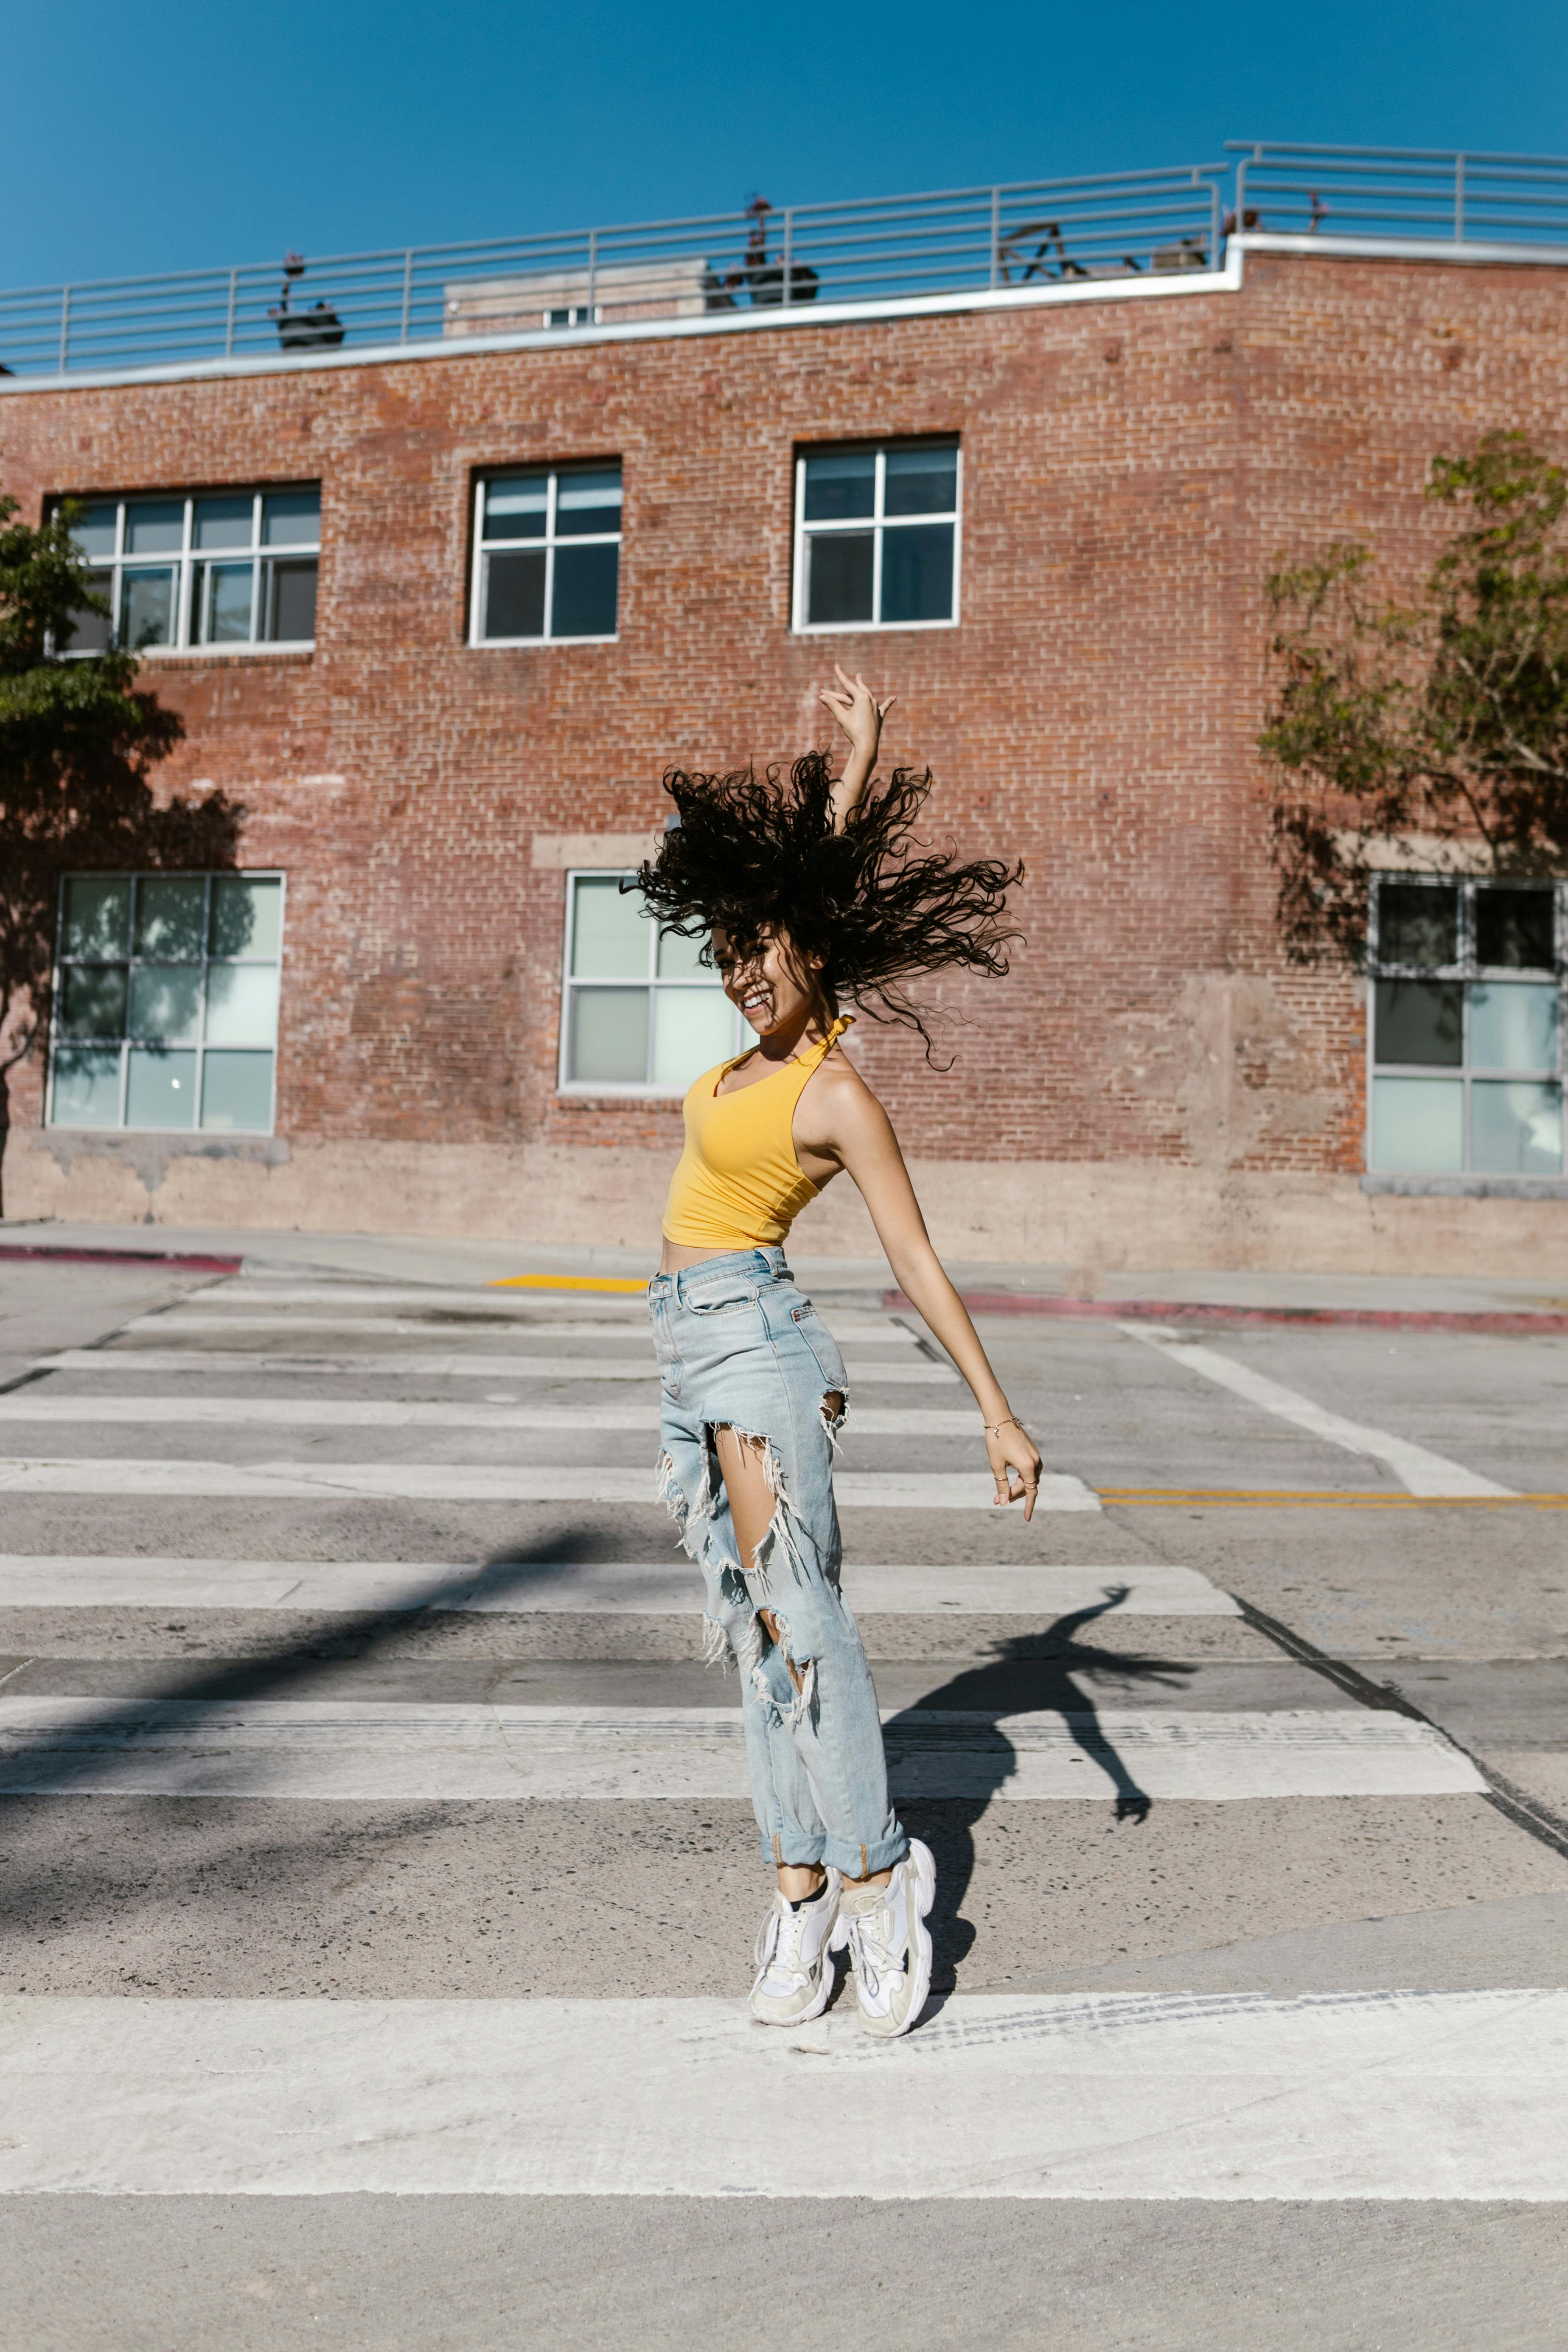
[649,1247,907,1878]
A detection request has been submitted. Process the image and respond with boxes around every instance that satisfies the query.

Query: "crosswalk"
[0,1269,1561,2211]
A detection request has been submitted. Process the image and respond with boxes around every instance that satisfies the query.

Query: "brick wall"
[3,247,1565,1268]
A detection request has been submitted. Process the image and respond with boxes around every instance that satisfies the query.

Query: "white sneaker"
[833,1839,936,2039]
[749,1871,844,2025]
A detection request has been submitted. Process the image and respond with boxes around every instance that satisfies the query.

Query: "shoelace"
[755,1899,813,1990]
[842,1893,902,2001]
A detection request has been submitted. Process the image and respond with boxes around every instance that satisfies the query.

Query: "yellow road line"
[488,1274,649,1295]
[1099,1489,1568,1510]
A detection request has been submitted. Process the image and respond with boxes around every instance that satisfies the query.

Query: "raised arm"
[819,665,896,834]
[806,1072,1045,1516]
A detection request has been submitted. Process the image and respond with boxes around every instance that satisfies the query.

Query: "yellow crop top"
[661,1016,854,1250]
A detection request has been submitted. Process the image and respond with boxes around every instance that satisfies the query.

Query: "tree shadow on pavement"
[885,1589,1193,1990]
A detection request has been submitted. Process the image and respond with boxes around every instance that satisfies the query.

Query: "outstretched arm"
[819,665,895,834]
[813,1077,1045,1516]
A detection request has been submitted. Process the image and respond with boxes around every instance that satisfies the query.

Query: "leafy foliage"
[0,493,242,1208]
[1260,431,1568,963]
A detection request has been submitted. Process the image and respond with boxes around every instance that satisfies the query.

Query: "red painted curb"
[882,1289,1568,1337]
[0,1244,241,1275]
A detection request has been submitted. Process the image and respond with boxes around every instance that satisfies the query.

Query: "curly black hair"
[630,752,1022,1058]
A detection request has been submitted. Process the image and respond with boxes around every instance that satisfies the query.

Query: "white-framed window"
[48,872,285,1135]
[1368,875,1565,1176]
[61,488,319,655]
[471,464,622,644]
[792,439,961,633]
[559,870,744,1095]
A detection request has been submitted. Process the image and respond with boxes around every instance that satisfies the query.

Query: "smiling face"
[710,923,827,1041]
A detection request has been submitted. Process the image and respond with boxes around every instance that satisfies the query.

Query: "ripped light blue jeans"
[649,1246,907,1879]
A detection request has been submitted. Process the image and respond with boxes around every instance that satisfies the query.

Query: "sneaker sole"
[854,1838,937,2041]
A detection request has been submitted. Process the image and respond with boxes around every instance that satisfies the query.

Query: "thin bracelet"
[984,1415,1027,1440]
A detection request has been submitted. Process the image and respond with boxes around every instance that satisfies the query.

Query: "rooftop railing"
[1230,141,1568,251]
[8,144,1568,382]
[0,168,1225,379]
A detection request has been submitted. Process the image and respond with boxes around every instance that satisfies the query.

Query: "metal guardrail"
[0,168,1224,379]
[1230,141,1568,250]
[11,144,1568,382]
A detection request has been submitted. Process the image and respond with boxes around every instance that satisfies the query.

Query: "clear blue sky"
[8,0,1568,288]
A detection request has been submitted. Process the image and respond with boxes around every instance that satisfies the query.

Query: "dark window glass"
[65,573,113,654]
[63,877,130,958]
[135,877,207,960]
[264,558,317,641]
[808,532,874,625]
[552,542,619,637]
[484,478,549,540]
[803,451,875,522]
[60,963,129,1039]
[1378,882,1458,968]
[880,522,955,623]
[1375,979,1463,1066]
[1474,885,1555,971]
[69,503,118,561]
[261,488,320,545]
[193,495,253,550]
[555,469,623,537]
[124,500,184,555]
[884,446,958,516]
[120,569,176,649]
[485,549,547,638]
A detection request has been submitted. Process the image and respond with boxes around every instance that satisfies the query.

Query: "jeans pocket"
[790,1303,848,1393]
[685,1285,758,1319]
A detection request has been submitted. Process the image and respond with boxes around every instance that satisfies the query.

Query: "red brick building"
[3,152,1565,1272]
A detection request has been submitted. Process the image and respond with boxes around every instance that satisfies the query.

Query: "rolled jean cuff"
[762,1830,827,1869]
[821,1827,909,1879]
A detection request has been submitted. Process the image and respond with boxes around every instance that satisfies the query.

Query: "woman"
[640,669,1042,2040]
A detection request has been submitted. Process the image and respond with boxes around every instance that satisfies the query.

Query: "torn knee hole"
[757,1606,811,1695]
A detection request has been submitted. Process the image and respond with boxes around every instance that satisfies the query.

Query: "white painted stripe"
[0,1459,1094,1508]
[0,1700,1483,1799]
[8,1987,1558,2199]
[0,1558,1237,1617]
[36,1349,960,1386]
[136,1314,647,1334]
[1123,1326,1515,1500]
[194,1287,918,1339]
[0,1395,979,1435]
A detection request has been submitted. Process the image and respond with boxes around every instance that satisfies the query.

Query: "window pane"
[807,530,875,625]
[201,1050,275,1132]
[880,521,954,623]
[261,488,320,546]
[64,572,114,654]
[193,495,255,550]
[135,876,207,960]
[555,469,623,536]
[483,549,546,639]
[195,561,255,643]
[802,452,875,522]
[569,987,648,1083]
[129,965,202,1043]
[52,1045,122,1125]
[552,542,618,636]
[1470,982,1558,1071]
[571,876,649,977]
[59,964,128,1038]
[124,500,185,555]
[205,963,280,1045]
[125,1046,196,1128]
[651,987,737,1087]
[119,568,176,649]
[1374,978,1462,1067]
[1475,886,1555,971]
[63,876,130,959]
[1471,1080,1563,1174]
[884,445,958,516]
[69,502,118,561]
[656,927,709,979]
[1370,1075,1463,1171]
[210,876,282,960]
[484,477,549,541]
[1377,882,1458,968]
[263,557,317,641]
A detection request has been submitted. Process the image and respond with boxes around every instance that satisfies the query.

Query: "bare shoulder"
[795,1045,897,1153]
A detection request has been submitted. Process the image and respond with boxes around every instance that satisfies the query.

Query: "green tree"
[1260,429,1568,963]
[0,494,241,1215]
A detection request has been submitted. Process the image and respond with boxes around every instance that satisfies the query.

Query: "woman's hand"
[985,1415,1043,1521]
[820,665,895,831]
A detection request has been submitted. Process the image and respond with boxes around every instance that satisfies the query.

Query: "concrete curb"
[0,1244,242,1275]
[885,1290,1568,1338]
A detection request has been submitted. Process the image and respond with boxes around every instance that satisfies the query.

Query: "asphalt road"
[1,1254,1566,2349]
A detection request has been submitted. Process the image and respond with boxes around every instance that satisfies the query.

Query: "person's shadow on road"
[883,1588,1192,1989]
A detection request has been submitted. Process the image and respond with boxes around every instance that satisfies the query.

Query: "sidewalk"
[4,1218,1568,1331]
